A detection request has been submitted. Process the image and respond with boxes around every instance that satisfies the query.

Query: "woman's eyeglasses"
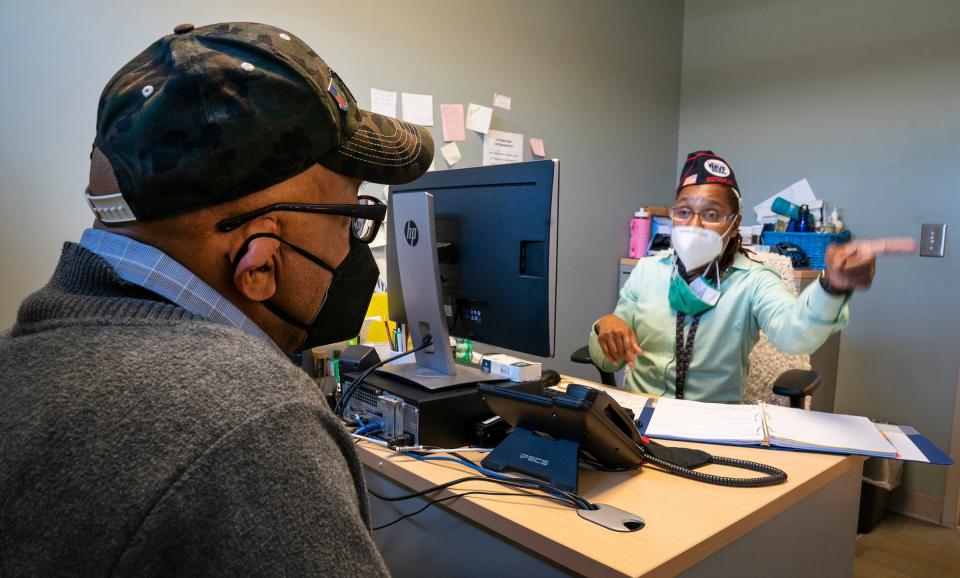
[216,195,387,243]
[670,206,737,225]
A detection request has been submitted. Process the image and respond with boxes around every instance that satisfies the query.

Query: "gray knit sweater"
[0,243,389,577]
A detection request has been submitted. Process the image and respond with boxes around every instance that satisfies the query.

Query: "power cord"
[398,451,594,510]
[368,474,591,531]
[356,438,597,530]
[373,490,567,531]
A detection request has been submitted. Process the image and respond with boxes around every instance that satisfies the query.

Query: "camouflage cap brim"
[320,110,434,185]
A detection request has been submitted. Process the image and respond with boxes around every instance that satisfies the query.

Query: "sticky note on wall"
[441,142,462,166]
[401,92,434,126]
[440,103,465,142]
[493,92,512,110]
[530,137,545,157]
[466,103,493,134]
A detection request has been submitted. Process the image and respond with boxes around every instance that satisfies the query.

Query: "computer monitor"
[383,159,559,389]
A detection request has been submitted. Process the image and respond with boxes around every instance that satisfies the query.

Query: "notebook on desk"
[635,396,952,465]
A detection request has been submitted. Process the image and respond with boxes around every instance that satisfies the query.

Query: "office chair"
[569,346,819,409]
[571,252,820,409]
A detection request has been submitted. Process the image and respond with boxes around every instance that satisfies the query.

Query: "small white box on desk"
[480,354,541,382]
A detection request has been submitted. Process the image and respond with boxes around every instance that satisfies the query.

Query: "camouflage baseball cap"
[87,22,434,222]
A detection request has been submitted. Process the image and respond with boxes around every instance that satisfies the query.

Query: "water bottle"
[629,209,652,258]
[771,197,802,220]
[796,204,811,232]
[454,338,473,362]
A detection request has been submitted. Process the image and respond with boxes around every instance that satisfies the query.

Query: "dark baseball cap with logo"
[676,150,741,213]
[87,22,434,223]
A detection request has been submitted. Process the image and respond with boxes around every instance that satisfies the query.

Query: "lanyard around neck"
[674,312,703,399]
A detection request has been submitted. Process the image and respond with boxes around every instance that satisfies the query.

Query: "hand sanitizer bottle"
[831,207,843,233]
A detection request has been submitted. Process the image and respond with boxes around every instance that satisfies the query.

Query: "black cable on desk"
[422,451,594,510]
[373,490,564,531]
[368,475,591,531]
[367,474,588,511]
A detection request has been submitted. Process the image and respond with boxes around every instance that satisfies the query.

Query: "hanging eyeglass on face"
[351,196,385,243]
[669,206,737,225]
[216,194,386,243]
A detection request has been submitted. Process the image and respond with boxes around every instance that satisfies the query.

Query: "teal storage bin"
[761,230,851,270]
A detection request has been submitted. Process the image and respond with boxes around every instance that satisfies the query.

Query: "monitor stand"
[382,191,501,391]
[377,361,497,390]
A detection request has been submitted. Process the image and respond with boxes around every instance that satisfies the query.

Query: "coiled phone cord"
[643,453,787,488]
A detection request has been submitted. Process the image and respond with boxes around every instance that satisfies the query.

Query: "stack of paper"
[754,179,823,223]
[645,398,898,458]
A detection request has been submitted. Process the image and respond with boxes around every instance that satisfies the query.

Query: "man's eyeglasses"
[670,206,737,225]
[216,195,387,243]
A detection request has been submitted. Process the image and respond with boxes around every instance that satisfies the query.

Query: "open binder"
[636,397,952,465]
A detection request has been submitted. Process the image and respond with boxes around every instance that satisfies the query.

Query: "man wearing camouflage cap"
[0,22,433,575]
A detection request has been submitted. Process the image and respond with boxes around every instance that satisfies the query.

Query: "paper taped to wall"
[441,142,462,166]
[466,103,493,134]
[370,88,398,118]
[482,129,523,165]
[440,103,465,142]
[401,92,434,126]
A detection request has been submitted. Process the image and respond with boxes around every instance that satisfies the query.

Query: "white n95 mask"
[671,225,730,270]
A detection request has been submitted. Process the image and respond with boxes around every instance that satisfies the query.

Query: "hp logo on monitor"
[404,220,419,247]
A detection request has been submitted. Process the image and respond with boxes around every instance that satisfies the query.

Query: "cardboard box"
[481,354,542,382]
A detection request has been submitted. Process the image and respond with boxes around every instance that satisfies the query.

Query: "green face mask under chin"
[668,269,722,316]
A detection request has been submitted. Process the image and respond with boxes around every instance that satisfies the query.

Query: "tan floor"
[855,513,960,577]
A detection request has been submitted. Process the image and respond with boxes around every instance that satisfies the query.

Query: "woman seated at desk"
[589,150,915,403]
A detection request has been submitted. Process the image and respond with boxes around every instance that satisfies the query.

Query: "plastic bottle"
[454,338,473,363]
[771,197,802,220]
[629,208,652,258]
[796,205,811,232]
[831,207,844,233]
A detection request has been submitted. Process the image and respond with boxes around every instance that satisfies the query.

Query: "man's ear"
[233,236,282,302]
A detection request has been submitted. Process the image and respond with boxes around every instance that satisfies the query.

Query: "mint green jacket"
[588,251,849,403]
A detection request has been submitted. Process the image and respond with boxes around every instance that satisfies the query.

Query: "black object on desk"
[339,344,381,373]
[341,369,545,448]
[478,383,645,492]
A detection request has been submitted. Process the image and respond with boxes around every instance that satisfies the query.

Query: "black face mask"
[233,232,379,351]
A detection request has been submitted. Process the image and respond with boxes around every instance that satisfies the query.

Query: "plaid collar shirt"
[79,228,277,349]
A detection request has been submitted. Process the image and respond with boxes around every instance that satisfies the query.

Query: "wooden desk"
[358,387,865,577]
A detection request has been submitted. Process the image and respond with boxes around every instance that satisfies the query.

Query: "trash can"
[857,457,903,533]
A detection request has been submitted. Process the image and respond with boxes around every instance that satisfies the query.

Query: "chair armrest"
[570,345,618,388]
[570,345,593,365]
[772,369,822,402]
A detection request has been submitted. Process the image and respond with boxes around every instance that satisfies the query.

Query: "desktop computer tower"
[342,371,540,448]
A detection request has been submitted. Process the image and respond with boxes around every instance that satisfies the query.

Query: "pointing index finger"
[851,237,918,257]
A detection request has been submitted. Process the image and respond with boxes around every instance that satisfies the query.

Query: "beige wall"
[0,0,684,379]
[678,0,960,511]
